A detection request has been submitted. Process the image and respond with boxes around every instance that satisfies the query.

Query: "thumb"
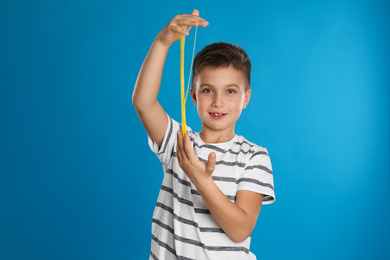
[192,9,199,17]
[205,152,216,174]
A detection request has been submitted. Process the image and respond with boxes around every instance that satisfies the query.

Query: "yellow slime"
[180,26,197,136]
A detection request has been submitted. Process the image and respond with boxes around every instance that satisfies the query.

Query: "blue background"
[1,0,389,259]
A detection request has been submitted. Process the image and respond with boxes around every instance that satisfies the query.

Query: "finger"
[183,134,196,161]
[189,10,209,27]
[192,9,199,16]
[175,19,200,28]
[176,132,182,162]
[177,130,190,161]
[177,130,184,159]
[169,24,189,36]
[205,152,216,174]
[175,14,209,27]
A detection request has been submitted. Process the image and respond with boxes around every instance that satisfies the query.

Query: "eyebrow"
[199,83,213,89]
[199,83,240,89]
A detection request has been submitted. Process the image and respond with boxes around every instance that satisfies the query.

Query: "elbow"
[228,229,252,243]
[227,218,254,243]
[132,93,144,112]
[131,92,139,109]
[131,91,155,113]
[230,235,250,243]
[132,84,143,110]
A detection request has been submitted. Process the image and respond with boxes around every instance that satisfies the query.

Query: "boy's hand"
[176,131,263,243]
[156,9,209,46]
[176,131,216,186]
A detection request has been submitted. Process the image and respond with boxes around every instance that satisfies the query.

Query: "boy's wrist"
[191,174,214,194]
[154,36,173,49]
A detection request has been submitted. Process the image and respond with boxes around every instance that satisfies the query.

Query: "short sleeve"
[237,148,275,204]
[147,115,181,165]
[148,115,177,165]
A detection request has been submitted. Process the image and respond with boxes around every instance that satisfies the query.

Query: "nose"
[211,93,224,108]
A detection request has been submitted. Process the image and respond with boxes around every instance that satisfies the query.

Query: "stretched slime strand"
[180,28,187,135]
[180,26,197,136]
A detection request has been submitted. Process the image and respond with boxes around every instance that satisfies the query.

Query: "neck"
[199,128,236,144]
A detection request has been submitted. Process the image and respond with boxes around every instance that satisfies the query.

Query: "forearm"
[194,177,254,243]
[176,133,259,242]
[132,39,170,110]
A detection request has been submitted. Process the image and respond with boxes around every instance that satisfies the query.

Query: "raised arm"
[132,9,208,147]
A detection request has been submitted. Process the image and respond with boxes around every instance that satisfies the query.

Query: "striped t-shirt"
[148,116,275,260]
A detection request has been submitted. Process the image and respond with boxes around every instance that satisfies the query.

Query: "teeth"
[212,113,223,116]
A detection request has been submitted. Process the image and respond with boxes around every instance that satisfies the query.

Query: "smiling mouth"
[209,112,227,119]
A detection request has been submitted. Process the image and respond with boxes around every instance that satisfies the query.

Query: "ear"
[190,87,197,106]
[243,89,251,109]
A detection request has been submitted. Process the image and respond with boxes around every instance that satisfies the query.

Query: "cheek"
[197,101,208,114]
[196,96,208,109]
[229,97,245,110]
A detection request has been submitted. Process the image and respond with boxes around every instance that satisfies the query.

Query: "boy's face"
[191,65,251,138]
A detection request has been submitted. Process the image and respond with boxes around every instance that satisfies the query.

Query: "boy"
[133,9,275,260]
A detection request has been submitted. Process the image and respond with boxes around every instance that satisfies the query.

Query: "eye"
[202,88,212,93]
[227,89,236,94]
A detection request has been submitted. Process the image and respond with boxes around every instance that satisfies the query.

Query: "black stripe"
[174,234,249,254]
[165,168,204,198]
[150,251,158,260]
[207,245,249,253]
[166,168,191,187]
[212,176,274,191]
[199,227,224,233]
[198,157,246,168]
[263,195,274,202]
[191,189,200,196]
[152,218,174,234]
[233,140,255,147]
[177,255,197,260]
[189,136,269,157]
[166,168,200,197]
[194,143,227,153]
[212,176,237,183]
[166,167,237,201]
[216,160,246,168]
[160,185,193,207]
[176,214,199,227]
[152,235,176,256]
[227,195,236,201]
[238,177,274,190]
[151,235,200,260]
[191,136,258,149]
[174,234,203,247]
[157,116,173,155]
[155,203,225,234]
[194,208,210,214]
[249,150,269,160]
[153,230,247,257]
[155,203,198,229]
[173,152,247,168]
[244,164,273,174]
[156,202,174,214]
[225,147,268,156]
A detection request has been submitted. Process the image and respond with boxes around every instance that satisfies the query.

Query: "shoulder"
[235,135,275,204]
[165,115,196,140]
[234,135,269,159]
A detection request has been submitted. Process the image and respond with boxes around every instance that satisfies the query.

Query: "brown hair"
[192,42,251,90]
